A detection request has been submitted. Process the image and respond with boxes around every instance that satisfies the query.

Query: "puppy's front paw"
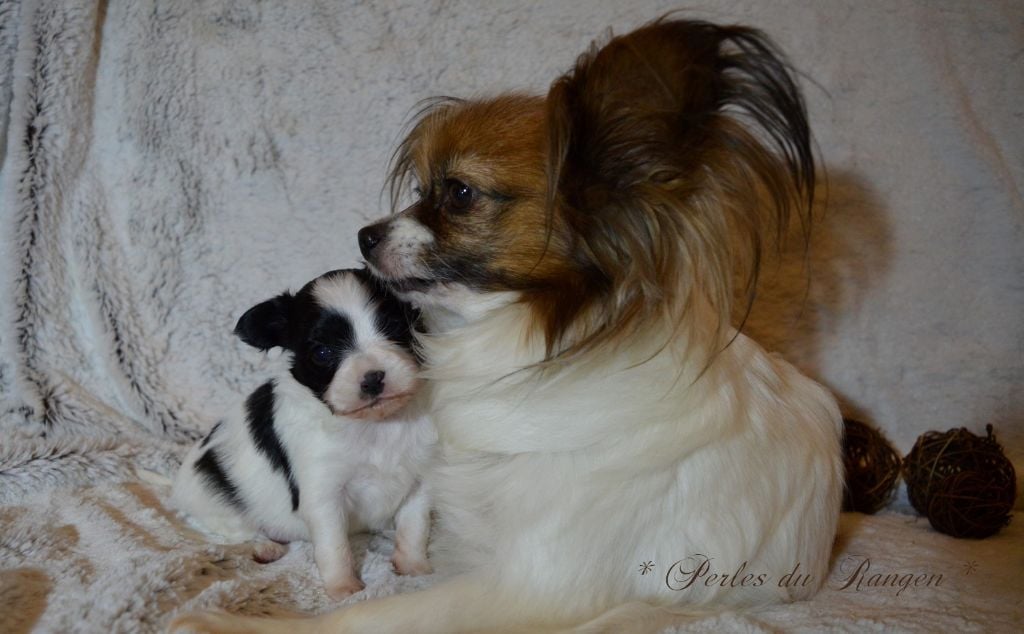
[252,541,288,564]
[325,575,365,600]
[391,549,432,576]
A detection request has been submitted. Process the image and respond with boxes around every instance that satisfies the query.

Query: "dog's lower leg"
[306,573,560,634]
[170,575,526,634]
[168,611,319,634]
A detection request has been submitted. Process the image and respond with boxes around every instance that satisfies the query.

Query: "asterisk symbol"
[963,561,978,576]
[639,561,655,575]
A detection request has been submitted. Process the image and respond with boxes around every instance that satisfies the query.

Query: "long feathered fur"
[541,19,815,361]
[386,19,815,364]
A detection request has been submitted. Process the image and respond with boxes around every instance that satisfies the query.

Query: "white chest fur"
[420,304,843,609]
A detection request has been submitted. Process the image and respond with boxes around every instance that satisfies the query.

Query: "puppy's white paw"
[391,549,432,576]
[325,575,365,600]
[252,541,288,564]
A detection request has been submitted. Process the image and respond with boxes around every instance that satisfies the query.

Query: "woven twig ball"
[842,418,902,514]
[903,425,1016,539]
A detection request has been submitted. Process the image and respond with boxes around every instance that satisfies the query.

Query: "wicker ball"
[903,425,1016,539]
[842,418,902,514]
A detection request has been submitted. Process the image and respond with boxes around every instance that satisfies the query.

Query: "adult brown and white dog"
[172,17,843,634]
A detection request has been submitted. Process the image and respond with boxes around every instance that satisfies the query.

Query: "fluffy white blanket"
[1,1,1021,632]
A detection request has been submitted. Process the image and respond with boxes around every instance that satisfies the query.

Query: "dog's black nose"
[358,224,385,258]
[360,370,385,398]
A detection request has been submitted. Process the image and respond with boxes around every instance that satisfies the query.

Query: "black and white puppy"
[172,268,435,600]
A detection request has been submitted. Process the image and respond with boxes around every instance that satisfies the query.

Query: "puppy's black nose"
[358,224,385,258]
[360,370,385,398]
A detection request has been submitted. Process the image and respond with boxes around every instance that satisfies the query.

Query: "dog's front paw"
[169,610,311,634]
[325,575,365,600]
[391,549,432,576]
[169,610,253,634]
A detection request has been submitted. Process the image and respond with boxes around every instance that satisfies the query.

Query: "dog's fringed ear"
[233,293,293,350]
[543,18,815,356]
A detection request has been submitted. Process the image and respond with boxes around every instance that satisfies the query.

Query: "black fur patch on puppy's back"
[246,381,301,511]
[194,447,245,510]
[199,421,223,449]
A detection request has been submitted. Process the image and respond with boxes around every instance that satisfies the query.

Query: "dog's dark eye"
[310,345,334,367]
[445,179,474,213]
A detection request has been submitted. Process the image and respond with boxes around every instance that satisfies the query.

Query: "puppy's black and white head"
[234,268,421,421]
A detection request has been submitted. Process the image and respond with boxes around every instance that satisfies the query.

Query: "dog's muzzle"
[358,215,437,293]
[358,222,387,261]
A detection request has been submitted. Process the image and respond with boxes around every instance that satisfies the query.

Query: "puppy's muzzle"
[360,370,386,398]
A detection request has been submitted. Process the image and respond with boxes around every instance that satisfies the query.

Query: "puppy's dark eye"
[444,179,474,213]
[310,344,335,367]
[385,315,408,336]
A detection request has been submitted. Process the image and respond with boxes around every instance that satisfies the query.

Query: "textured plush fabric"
[3,487,1021,633]
[1,1,1021,632]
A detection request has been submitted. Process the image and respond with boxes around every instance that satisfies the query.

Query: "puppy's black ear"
[234,293,293,350]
